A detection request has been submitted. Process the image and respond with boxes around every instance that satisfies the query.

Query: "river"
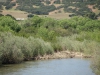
[0,58,95,75]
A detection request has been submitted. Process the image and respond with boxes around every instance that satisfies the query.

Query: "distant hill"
[0,0,100,19]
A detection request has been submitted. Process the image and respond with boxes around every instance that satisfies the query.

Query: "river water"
[0,58,95,75]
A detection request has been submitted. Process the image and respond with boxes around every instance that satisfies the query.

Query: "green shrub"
[31,16,43,27]
[0,16,21,32]
[16,38,32,60]
[0,25,12,32]
[43,42,54,55]
[32,39,46,57]
[0,32,54,63]
[56,34,100,54]
[0,35,24,64]
[52,43,62,52]
[40,17,57,28]
[37,27,57,42]
[76,31,100,42]
[0,32,32,63]
[29,37,54,57]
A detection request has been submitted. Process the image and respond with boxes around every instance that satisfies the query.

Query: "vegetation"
[0,0,100,19]
[0,15,100,75]
[0,0,100,74]
[0,32,54,64]
[0,16,21,32]
[92,49,100,75]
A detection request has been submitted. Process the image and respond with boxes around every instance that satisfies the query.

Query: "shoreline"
[34,51,92,60]
[0,51,92,66]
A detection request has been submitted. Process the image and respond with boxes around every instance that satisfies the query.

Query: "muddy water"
[0,58,95,75]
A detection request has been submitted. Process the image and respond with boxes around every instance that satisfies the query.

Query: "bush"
[0,16,21,32]
[76,31,100,42]
[37,27,57,42]
[0,33,24,64]
[55,34,100,54]
[27,14,34,18]
[0,32,54,64]
[52,43,62,52]
[28,37,54,57]
[31,16,43,27]
[16,37,33,60]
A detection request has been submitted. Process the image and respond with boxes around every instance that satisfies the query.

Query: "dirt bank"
[34,51,92,60]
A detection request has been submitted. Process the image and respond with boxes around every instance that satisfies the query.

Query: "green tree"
[85,12,97,20]
[27,14,34,18]
[31,16,43,27]
[0,16,21,32]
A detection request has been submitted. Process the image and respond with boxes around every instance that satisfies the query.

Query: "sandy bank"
[34,51,92,60]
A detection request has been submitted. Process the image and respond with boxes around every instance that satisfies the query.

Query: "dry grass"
[39,13,72,19]
[50,0,55,5]
[47,8,73,19]
[2,5,27,18]
[88,5,100,14]
[33,5,40,8]
[49,8,64,15]
[98,17,100,20]
[1,0,72,19]
[2,10,28,18]
[68,6,76,9]
[54,4,63,8]
[11,0,16,2]
[48,13,71,19]
[2,8,72,19]
[87,5,100,20]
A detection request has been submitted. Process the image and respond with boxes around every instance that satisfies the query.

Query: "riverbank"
[34,51,92,60]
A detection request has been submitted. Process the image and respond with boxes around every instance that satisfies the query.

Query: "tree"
[0,14,3,17]
[85,12,97,19]
[27,14,34,18]
[0,16,21,32]
[31,16,43,27]
[5,4,12,9]
[6,14,16,20]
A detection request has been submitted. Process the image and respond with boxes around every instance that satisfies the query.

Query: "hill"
[0,0,100,19]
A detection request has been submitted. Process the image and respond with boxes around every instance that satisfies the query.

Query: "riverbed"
[0,58,95,75]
